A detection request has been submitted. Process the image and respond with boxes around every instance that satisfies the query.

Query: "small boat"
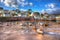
[36,29,44,34]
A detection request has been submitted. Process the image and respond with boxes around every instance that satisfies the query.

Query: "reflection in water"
[0,21,60,40]
[1,32,60,40]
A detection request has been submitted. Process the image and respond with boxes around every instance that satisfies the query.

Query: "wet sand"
[0,21,60,40]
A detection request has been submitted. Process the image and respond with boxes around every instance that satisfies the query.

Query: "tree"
[43,12,49,18]
[41,13,44,17]
[33,12,40,16]
[12,13,18,17]
[15,9,21,13]
[27,9,32,17]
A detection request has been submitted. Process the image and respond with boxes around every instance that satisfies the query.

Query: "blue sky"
[0,0,60,14]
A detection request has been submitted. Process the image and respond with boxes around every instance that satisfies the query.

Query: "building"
[55,15,60,23]
[32,12,40,19]
[3,10,11,17]
[19,11,28,17]
[0,7,4,17]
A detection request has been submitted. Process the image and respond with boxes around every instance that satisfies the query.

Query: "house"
[0,11,3,17]
[48,15,56,20]
[42,12,49,19]
[3,10,11,17]
[55,15,60,23]
[32,12,40,19]
[9,10,19,17]
[19,11,28,17]
[0,7,4,17]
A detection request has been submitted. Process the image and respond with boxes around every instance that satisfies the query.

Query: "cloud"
[21,0,25,2]
[0,0,33,8]
[17,0,33,7]
[20,2,29,7]
[20,9,27,11]
[29,2,33,6]
[44,3,60,14]
[41,8,60,14]
[45,3,57,8]
[3,0,18,8]
[47,8,60,14]
[0,0,4,2]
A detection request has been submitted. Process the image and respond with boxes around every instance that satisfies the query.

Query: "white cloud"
[41,9,47,13]
[48,8,60,14]
[41,8,60,14]
[46,8,56,12]
[2,0,33,8]
[3,0,18,8]
[0,0,4,2]
[29,2,33,6]
[45,3,56,8]
[44,3,60,14]
[20,9,27,11]
[21,2,25,7]
[21,0,25,2]
[4,0,10,6]
[21,2,29,7]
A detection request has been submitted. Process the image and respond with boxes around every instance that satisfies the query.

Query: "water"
[0,21,60,40]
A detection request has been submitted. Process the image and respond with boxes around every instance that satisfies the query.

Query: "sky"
[0,0,60,14]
